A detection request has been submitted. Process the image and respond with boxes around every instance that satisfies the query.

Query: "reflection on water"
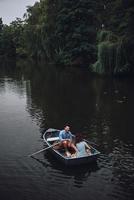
[26,64,134,143]
[0,62,134,200]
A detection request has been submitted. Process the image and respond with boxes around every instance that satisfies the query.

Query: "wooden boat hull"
[43,128,100,166]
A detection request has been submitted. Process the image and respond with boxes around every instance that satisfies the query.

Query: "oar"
[28,141,61,157]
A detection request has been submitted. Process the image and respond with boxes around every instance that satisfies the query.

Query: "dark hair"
[75,133,83,143]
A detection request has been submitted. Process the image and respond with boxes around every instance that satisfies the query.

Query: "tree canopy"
[0,0,134,75]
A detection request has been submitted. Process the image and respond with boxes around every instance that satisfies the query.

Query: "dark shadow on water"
[30,155,51,168]
[1,60,134,200]
[31,151,99,188]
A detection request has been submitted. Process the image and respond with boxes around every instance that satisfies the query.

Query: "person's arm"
[69,132,75,140]
[71,143,79,153]
[74,145,79,153]
[84,142,91,149]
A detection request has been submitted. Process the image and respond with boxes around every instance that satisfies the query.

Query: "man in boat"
[59,126,78,157]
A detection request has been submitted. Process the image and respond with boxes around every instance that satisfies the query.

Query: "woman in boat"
[75,133,91,157]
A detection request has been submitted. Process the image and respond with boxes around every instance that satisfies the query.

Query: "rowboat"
[43,128,100,166]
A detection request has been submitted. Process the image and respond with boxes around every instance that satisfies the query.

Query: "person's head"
[75,133,83,143]
[64,125,70,132]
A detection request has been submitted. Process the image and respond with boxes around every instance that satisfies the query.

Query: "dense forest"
[0,0,134,75]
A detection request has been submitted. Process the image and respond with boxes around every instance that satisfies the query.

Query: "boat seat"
[47,137,60,142]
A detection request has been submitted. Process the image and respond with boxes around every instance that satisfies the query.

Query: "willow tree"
[92,30,130,75]
[92,0,134,75]
[105,0,134,69]
[23,2,43,59]
[40,0,61,60]
[23,0,60,60]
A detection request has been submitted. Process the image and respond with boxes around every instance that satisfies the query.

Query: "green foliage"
[0,18,26,59]
[23,0,60,60]
[103,0,134,37]
[114,38,131,74]
[92,0,134,75]
[22,0,99,65]
[0,18,3,33]
[10,18,27,57]
[93,40,116,75]
[0,0,134,75]
[0,25,16,58]
[92,31,130,75]
[54,0,99,65]
[97,30,118,43]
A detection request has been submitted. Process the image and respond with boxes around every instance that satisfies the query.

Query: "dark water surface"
[0,63,134,200]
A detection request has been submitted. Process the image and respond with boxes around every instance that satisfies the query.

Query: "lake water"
[0,63,134,200]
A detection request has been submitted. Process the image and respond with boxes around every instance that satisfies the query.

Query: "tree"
[92,0,134,75]
[54,0,99,65]
[0,25,16,58]
[0,18,3,33]
[23,0,100,65]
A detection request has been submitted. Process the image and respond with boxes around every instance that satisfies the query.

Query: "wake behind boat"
[43,128,100,166]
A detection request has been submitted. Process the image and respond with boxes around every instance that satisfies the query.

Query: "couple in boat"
[56,125,91,158]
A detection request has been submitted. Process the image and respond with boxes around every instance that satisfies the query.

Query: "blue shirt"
[76,141,88,157]
[59,130,74,141]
